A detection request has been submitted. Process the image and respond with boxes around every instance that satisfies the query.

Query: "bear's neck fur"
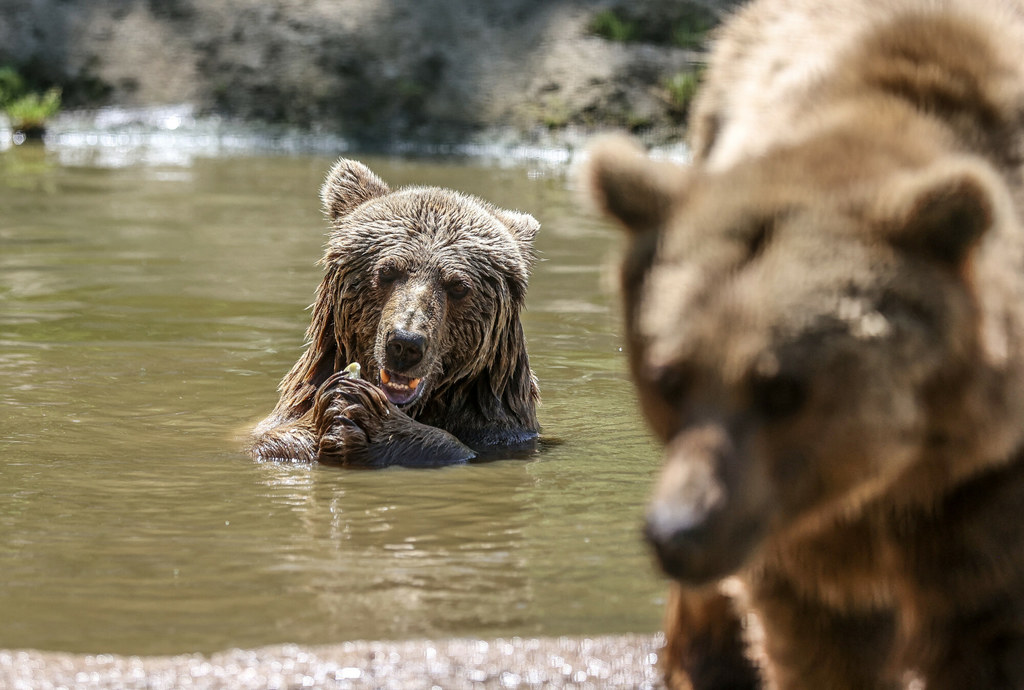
[413,318,540,448]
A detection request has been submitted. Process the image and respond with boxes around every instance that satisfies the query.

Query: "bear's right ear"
[582,135,688,235]
[320,158,391,222]
[874,159,1002,267]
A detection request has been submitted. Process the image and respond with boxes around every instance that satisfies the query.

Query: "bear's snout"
[385,329,426,372]
[644,423,771,584]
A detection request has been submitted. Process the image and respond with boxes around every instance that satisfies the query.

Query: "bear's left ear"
[582,134,689,235]
[320,158,391,222]
[492,208,540,253]
[875,159,1000,267]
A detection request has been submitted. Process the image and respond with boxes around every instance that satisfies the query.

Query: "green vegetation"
[665,70,701,111]
[589,9,639,43]
[671,15,716,50]
[6,88,62,132]
[0,66,24,103]
[0,65,62,140]
[541,97,571,129]
[588,4,717,49]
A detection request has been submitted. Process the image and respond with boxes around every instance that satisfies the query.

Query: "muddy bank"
[1,634,663,689]
[0,0,738,148]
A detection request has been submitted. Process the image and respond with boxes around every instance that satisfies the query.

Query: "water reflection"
[0,146,666,655]
[254,462,536,639]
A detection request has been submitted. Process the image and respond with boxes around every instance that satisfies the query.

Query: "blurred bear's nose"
[386,329,426,371]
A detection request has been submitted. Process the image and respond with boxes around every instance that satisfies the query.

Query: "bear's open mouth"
[379,368,425,406]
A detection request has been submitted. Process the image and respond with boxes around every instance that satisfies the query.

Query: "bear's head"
[586,135,1024,585]
[290,158,539,424]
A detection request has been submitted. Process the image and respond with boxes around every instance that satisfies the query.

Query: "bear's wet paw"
[313,371,392,465]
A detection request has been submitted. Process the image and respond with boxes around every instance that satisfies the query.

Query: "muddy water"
[0,143,666,656]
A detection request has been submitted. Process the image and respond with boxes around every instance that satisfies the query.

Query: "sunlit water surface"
[0,140,666,656]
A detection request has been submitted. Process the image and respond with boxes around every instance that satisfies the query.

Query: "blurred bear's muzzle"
[644,422,769,585]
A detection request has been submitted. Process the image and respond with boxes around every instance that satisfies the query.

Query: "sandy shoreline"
[1,634,664,689]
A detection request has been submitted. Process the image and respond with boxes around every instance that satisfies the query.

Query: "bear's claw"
[314,371,393,465]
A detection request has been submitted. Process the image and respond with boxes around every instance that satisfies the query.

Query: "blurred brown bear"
[587,0,1024,687]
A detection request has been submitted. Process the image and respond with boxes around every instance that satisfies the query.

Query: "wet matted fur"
[250,159,540,467]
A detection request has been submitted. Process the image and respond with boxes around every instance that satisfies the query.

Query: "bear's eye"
[446,280,471,300]
[651,365,692,402]
[747,218,774,258]
[750,373,806,422]
[377,263,404,285]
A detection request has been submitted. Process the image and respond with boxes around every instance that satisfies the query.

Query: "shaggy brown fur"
[586,0,1024,687]
[250,159,540,467]
[660,585,760,690]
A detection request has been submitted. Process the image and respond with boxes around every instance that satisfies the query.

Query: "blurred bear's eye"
[652,365,692,402]
[746,217,774,258]
[750,373,806,422]
[377,263,403,284]
[446,280,471,300]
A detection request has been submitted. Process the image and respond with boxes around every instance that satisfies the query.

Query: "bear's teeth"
[380,369,421,391]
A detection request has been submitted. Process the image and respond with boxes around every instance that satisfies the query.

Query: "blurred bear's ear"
[582,135,688,235]
[492,208,540,251]
[875,159,1000,267]
[321,158,391,221]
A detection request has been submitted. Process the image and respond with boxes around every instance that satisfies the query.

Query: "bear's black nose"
[386,329,426,371]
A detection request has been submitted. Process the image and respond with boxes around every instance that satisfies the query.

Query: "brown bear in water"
[586,0,1024,687]
[250,159,540,467]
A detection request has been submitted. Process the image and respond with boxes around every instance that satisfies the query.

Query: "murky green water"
[0,143,666,656]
